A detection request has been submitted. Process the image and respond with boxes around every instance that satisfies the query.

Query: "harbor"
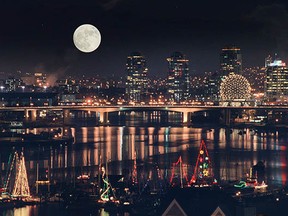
[0,124,288,215]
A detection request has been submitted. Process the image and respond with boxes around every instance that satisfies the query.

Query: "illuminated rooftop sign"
[268,60,286,67]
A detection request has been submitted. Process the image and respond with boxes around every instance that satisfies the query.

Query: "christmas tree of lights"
[190,140,217,186]
[12,152,30,197]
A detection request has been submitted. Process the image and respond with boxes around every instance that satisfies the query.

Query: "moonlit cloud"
[98,0,124,10]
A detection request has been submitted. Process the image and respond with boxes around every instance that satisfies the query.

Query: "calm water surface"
[1,124,288,215]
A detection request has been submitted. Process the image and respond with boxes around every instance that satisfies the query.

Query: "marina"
[0,123,287,215]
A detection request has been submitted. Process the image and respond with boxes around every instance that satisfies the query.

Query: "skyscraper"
[34,72,47,87]
[265,58,288,102]
[220,46,242,77]
[167,52,190,103]
[206,72,219,102]
[125,52,148,103]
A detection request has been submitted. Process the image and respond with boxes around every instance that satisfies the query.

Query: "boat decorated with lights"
[234,162,268,192]
[0,150,39,208]
[97,161,121,213]
[190,140,218,187]
[169,140,217,188]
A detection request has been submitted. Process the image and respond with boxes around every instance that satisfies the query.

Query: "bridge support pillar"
[182,111,191,125]
[24,109,37,122]
[31,109,37,122]
[99,112,108,124]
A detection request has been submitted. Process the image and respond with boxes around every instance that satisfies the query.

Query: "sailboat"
[98,162,118,201]
[170,156,189,188]
[190,140,217,187]
[12,151,30,198]
[0,150,39,208]
[2,151,30,199]
[97,162,121,213]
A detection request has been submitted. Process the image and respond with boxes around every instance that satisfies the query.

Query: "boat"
[96,162,122,212]
[1,150,40,207]
[190,140,218,187]
[234,164,268,193]
[170,156,189,188]
[255,181,268,190]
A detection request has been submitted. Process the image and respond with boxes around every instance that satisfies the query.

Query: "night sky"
[0,0,288,80]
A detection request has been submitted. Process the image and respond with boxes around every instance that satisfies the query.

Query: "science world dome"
[220,73,251,102]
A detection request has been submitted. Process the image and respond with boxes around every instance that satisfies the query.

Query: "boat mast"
[4,151,17,193]
[179,156,183,188]
[12,151,30,198]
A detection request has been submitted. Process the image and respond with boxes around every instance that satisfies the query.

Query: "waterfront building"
[0,92,58,106]
[125,52,148,103]
[265,58,288,102]
[167,52,190,103]
[220,45,242,77]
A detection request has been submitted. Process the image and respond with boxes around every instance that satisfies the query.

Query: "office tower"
[220,45,242,77]
[125,52,148,103]
[34,73,47,87]
[206,72,219,102]
[265,58,288,102]
[167,52,190,103]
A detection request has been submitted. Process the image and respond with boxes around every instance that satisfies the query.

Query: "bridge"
[0,105,287,125]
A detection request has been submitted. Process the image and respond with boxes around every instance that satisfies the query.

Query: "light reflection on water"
[1,205,114,216]
[8,125,287,188]
[1,125,288,215]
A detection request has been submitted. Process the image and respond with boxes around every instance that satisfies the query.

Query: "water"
[1,124,288,215]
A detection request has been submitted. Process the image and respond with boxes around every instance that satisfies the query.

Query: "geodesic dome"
[220,73,251,101]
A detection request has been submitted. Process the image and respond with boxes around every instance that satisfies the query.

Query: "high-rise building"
[34,73,47,87]
[265,58,288,102]
[125,52,148,103]
[206,72,219,102]
[167,52,190,103]
[220,46,242,77]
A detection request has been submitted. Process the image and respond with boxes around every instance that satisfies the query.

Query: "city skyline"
[0,0,288,79]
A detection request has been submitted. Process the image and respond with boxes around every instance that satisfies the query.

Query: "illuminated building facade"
[206,72,219,102]
[167,52,190,103]
[220,46,242,77]
[265,59,288,102]
[34,73,47,88]
[125,52,148,103]
[219,73,251,106]
[5,77,24,92]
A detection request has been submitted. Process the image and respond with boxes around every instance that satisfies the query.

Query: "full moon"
[73,24,101,53]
